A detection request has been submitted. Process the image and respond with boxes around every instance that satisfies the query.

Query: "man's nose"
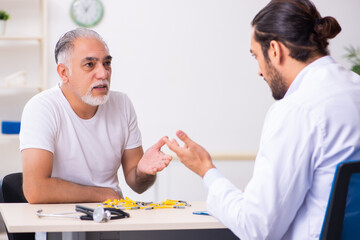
[96,64,108,79]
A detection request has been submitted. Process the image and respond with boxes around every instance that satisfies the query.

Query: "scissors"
[36,205,130,223]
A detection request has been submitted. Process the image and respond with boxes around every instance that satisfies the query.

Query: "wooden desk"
[0,202,237,240]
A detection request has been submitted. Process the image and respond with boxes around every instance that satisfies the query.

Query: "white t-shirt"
[20,84,142,195]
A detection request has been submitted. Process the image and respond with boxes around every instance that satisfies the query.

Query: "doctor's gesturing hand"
[163,130,215,178]
[137,137,173,175]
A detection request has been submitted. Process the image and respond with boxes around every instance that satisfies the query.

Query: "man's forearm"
[127,166,156,194]
[24,177,120,204]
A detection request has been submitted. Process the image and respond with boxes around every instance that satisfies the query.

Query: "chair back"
[320,160,360,240]
[0,172,34,240]
[1,172,27,203]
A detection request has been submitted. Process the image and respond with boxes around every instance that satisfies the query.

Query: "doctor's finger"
[163,137,182,153]
[176,130,196,147]
[171,138,180,147]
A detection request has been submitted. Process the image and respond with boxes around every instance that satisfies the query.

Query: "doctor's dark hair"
[251,0,341,62]
[54,28,109,66]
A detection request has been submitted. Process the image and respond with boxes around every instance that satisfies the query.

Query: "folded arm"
[22,148,121,204]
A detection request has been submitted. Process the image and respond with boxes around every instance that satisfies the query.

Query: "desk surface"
[0,202,225,233]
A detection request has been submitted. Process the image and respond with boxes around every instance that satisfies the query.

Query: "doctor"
[165,0,360,239]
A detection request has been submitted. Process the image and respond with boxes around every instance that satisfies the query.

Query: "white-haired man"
[20,28,172,203]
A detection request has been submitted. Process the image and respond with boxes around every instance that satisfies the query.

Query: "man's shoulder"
[24,85,62,112]
[29,85,61,102]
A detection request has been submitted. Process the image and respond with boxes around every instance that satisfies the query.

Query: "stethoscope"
[36,205,130,223]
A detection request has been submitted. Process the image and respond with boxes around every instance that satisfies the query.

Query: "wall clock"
[70,0,104,28]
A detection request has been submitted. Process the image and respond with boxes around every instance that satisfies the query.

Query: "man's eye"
[104,61,111,67]
[85,62,94,68]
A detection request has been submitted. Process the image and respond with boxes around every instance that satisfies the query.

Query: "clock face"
[70,0,104,28]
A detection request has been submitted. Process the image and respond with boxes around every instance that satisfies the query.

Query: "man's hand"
[122,138,172,194]
[137,138,173,175]
[164,130,215,178]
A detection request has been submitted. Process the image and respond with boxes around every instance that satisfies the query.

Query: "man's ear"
[268,40,283,65]
[57,64,70,84]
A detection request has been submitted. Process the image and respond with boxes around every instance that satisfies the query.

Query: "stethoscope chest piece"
[93,207,111,223]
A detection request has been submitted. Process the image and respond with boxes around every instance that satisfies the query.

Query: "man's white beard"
[81,80,110,106]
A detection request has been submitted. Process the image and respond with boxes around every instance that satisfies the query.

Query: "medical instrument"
[144,205,186,210]
[36,205,129,223]
[101,197,190,211]
[161,199,191,207]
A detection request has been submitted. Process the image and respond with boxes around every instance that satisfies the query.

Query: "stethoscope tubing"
[36,210,80,219]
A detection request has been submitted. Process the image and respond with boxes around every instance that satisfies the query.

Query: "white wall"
[1,0,360,201]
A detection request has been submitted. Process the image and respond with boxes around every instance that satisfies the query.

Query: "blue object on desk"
[193,210,210,216]
[1,121,21,134]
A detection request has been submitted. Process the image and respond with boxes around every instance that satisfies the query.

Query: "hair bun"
[314,16,341,40]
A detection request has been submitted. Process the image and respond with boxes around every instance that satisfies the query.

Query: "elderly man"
[20,28,172,204]
[165,0,360,239]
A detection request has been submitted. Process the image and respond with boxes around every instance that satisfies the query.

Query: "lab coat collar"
[284,56,335,98]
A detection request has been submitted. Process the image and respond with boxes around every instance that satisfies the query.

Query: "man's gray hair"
[54,28,109,68]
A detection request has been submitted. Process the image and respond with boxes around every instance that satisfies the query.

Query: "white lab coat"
[204,56,360,240]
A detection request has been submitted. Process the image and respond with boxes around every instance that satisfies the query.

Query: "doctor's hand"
[164,130,215,178]
[137,137,173,175]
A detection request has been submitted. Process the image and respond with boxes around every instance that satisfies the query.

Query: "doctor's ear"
[268,40,283,65]
[57,63,70,84]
